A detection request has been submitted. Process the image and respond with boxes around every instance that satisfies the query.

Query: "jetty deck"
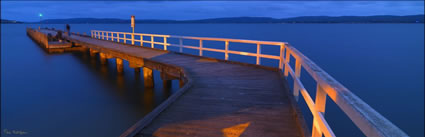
[38,29,306,137]
[29,28,408,137]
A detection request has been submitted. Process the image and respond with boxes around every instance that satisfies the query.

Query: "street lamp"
[39,13,43,29]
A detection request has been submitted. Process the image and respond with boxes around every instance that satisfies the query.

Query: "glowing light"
[222,122,250,137]
[239,52,249,55]
[197,58,218,62]
[39,13,43,17]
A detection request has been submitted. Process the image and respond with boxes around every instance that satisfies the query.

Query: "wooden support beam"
[105,54,114,59]
[135,67,140,73]
[143,67,154,88]
[72,42,82,47]
[129,60,144,68]
[134,67,141,81]
[116,58,123,73]
[161,71,176,90]
[99,52,107,65]
[160,71,178,81]
[163,80,172,89]
[81,47,89,52]
[179,79,185,88]
[89,48,98,56]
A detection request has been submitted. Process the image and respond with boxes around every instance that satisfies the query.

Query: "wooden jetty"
[26,28,86,53]
[28,28,408,137]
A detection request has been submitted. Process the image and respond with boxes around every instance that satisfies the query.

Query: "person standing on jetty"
[56,30,63,42]
[66,24,70,36]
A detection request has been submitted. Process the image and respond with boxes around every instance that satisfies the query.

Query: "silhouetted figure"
[66,24,70,36]
[56,30,63,42]
[47,33,53,41]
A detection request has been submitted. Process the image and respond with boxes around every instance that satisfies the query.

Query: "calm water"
[1,24,423,137]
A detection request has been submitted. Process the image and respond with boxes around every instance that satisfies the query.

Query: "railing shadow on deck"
[87,29,408,137]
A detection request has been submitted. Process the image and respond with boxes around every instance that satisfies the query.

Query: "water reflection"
[67,51,174,113]
[143,88,155,115]
[163,80,172,97]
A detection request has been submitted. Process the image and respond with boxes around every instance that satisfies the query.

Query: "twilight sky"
[1,1,424,22]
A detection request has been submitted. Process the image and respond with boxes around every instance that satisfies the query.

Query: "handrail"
[91,30,285,45]
[91,30,284,67]
[90,30,408,137]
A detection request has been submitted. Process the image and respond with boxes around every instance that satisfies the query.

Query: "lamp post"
[39,13,43,29]
[131,15,135,45]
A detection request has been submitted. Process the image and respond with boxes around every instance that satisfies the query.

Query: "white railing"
[91,30,284,67]
[91,30,408,137]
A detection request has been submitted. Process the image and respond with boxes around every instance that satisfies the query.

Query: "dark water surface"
[1,24,423,137]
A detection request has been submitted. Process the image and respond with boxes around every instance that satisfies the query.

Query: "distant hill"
[279,15,424,23]
[11,15,425,24]
[1,19,23,24]
[35,18,179,24]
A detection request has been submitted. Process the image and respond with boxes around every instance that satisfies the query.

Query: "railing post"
[312,120,323,137]
[140,34,143,46]
[284,50,291,77]
[199,40,203,56]
[293,59,302,101]
[123,33,127,44]
[151,36,154,48]
[163,36,167,50]
[179,38,183,53]
[131,32,135,45]
[225,41,229,60]
[315,84,327,114]
[110,33,112,41]
[312,84,327,137]
[106,32,109,40]
[279,43,285,70]
[256,43,261,65]
[117,33,120,42]
[91,31,94,38]
[111,33,114,41]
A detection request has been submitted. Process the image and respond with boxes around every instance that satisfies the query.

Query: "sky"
[1,1,424,22]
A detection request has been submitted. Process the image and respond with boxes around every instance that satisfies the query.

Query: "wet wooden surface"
[39,29,306,137]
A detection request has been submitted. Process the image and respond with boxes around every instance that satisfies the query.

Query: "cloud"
[1,1,424,22]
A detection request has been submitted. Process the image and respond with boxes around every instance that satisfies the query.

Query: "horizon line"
[2,14,424,23]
